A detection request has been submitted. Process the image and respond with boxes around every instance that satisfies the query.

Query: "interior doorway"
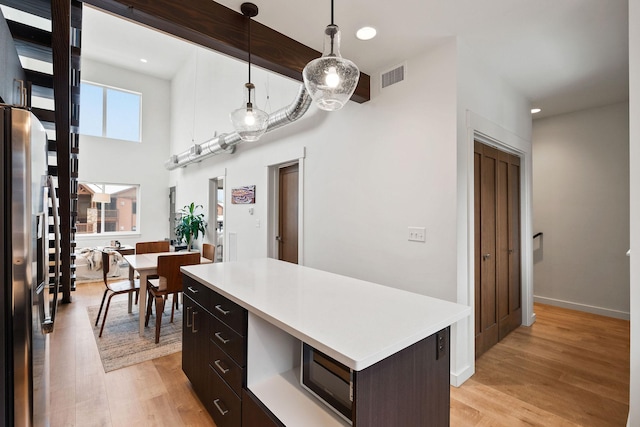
[209,177,224,262]
[169,186,176,242]
[474,140,522,358]
[277,163,299,264]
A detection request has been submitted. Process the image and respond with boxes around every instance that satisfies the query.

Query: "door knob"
[276,236,282,242]
[482,253,491,261]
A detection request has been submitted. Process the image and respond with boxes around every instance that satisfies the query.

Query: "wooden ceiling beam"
[81,0,370,103]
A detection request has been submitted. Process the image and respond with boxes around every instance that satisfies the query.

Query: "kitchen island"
[181,258,470,427]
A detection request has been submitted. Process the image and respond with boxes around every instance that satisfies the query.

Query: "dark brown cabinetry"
[242,389,284,427]
[207,285,246,427]
[182,275,247,427]
[353,330,450,426]
[182,293,209,398]
[183,273,451,427]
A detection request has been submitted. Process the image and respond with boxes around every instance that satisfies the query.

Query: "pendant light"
[303,0,360,111]
[230,3,268,141]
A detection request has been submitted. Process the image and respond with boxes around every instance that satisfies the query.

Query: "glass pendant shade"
[230,83,268,142]
[303,24,360,111]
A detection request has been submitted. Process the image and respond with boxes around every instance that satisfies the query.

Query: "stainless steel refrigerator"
[1,106,60,426]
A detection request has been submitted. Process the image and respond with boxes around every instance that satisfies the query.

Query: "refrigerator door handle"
[42,176,60,333]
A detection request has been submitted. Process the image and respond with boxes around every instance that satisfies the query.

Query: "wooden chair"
[135,240,170,254]
[145,252,201,343]
[96,251,140,337]
[202,243,215,262]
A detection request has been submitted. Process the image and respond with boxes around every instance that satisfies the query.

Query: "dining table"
[124,251,211,336]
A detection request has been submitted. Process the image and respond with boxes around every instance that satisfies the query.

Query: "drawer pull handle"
[214,332,230,344]
[214,359,230,374]
[192,311,198,333]
[215,304,230,316]
[187,286,199,294]
[186,306,192,327]
[213,399,228,416]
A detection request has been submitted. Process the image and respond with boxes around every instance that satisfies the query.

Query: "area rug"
[87,299,183,372]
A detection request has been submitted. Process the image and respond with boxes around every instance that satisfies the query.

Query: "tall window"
[79,82,142,142]
[77,182,140,235]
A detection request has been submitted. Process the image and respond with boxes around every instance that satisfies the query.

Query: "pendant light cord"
[192,50,198,143]
[331,0,334,25]
[248,15,252,84]
[329,0,336,55]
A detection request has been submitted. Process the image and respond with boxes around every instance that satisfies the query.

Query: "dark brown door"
[278,163,299,264]
[474,141,522,358]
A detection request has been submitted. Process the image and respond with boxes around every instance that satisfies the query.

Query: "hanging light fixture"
[230,3,269,142]
[303,0,360,111]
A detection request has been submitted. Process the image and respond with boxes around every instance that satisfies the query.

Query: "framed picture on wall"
[231,185,256,204]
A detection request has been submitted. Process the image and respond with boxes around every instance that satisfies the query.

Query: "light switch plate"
[408,226,426,242]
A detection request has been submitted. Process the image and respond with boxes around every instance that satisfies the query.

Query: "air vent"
[381,63,406,89]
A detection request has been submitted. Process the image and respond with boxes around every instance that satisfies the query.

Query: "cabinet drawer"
[209,337,244,398]
[211,292,247,335]
[208,365,241,427]
[183,275,212,309]
[210,314,246,366]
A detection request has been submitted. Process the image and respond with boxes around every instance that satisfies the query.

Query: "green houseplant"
[175,202,207,251]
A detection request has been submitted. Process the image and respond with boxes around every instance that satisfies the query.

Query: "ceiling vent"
[381,63,406,89]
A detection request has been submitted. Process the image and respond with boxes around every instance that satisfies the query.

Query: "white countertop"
[182,258,470,371]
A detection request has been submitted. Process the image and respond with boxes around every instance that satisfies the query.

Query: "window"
[79,82,141,142]
[77,182,140,235]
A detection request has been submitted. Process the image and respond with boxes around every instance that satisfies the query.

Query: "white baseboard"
[450,364,474,387]
[534,295,630,320]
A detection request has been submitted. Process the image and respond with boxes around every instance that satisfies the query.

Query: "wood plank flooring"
[49,280,215,427]
[451,304,630,426]
[49,282,629,426]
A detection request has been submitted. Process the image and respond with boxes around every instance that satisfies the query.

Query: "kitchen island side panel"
[354,328,450,427]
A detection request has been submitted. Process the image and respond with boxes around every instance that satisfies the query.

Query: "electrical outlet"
[408,227,426,242]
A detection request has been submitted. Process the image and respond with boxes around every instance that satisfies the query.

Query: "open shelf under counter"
[249,368,349,427]
[246,310,350,426]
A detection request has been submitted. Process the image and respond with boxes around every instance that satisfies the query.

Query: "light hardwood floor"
[49,280,215,427]
[49,281,629,426]
[451,304,630,426]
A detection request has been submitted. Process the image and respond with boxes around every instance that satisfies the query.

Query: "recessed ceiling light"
[531,108,541,114]
[356,26,377,41]
[140,58,148,63]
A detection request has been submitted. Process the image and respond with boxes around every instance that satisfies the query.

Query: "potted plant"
[175,202,207,251]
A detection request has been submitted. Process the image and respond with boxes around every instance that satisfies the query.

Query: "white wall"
[532,103,630,319]
[168,48,302,251]
[77,59,171,248]
[168,39,532,386]
[170,42,459,298]
[628,0,639,424]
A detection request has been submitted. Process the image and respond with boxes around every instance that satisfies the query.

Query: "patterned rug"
[87,298,183,372]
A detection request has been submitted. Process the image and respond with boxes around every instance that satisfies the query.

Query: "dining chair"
[202,243,215,262]
[134,241,170,305]
[96,251,140,338]
[145,252,201,343]
[135,240,170,254]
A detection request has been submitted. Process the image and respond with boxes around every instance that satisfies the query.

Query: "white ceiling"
[82,0,629,119]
